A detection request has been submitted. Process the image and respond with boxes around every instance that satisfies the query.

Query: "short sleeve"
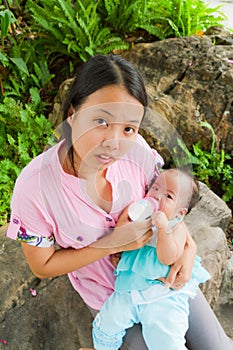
[6,215,21,240]
[6,157,55,240]
[17,226,54,248]
[6,215,54,247]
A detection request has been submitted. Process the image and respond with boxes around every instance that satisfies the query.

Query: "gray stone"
[121,29,233,162]
[0,226,93,350]
[216,254,233,305]
[186,182,232,232]
[184,182,232,308]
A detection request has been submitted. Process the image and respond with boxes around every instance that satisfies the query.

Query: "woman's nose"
[102,128,121,150]
[102,137,120,150]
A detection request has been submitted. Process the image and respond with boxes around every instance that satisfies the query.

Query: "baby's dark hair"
[175,165,200,213]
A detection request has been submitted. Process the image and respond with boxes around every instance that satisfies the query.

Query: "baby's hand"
[151,211,168,231]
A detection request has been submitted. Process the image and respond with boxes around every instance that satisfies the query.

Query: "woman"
[6,54,233,349]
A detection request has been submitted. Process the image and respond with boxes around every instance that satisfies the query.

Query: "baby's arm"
[152,211,187,265]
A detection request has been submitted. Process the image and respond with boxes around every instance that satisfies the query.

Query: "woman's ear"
[176,208,188,218]
[67,106,75,126]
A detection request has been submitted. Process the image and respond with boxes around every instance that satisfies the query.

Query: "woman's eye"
[124,126,135,134]
[96,118,108,126]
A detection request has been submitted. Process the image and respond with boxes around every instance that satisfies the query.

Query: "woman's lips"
[96,154,114,164]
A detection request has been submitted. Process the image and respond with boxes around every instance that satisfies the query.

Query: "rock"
[219,254,233,304]
[121,29,233,162]
[1,182,232,348]
[205,26,233,46]
[0,225,93,350]
[48,78,73,129]
[214,257,233,339]
[186,182,232,233]
[184,182,232,308]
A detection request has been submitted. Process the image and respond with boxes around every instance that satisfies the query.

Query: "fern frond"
[27,1,64,41]
[56,0,81,35]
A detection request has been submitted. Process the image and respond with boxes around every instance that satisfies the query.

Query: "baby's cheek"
[147,186,156,198]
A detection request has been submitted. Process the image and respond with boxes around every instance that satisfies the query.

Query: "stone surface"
[121,27,233,163]
[184,182,232,308]
[0,226,93,350]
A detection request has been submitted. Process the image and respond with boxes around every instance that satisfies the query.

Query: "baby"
[81,167,210,350]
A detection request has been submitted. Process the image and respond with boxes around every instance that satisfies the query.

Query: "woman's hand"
[159,224,197,290]
[91,205,153,254]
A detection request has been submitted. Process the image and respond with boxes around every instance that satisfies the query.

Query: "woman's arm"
[21,217,153,279]
[21,242,111,279]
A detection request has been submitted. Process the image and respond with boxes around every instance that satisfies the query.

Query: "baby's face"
[147,169,190,219]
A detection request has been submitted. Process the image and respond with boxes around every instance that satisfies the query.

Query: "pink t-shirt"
[6,135,163,310]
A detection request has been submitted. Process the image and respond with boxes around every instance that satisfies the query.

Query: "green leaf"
[10,57,29,76]
[6,134,15,146]
[1,10,11,37]
[0,48,9,65]
[29,87,41,107]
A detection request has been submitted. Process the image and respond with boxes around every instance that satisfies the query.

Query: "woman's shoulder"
[9,142,63,236]
[11,141,63,207]
[16,141,62,184]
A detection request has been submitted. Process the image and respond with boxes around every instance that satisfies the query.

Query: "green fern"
[0,159,21,225]
[26,0,129,62]
[102,0,146,32]
[0,92,53,225]
[27,3,65,41]
[143,0,227,38]
[172,122,233,203]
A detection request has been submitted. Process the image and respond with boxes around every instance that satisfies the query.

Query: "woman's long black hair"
[62,54,148,165]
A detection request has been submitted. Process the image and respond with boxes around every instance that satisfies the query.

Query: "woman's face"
[67,85,144,176]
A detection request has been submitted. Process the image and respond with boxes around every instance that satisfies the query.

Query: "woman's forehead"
[76,102,145,122]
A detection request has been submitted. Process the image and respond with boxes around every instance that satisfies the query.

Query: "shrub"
[25,0,129,63]
[0,90,53,225]
[173,122,233,203]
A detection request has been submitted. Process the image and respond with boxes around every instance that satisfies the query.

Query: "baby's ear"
[176,208,188,218]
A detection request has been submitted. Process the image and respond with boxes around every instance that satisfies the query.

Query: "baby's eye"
[124,126,135,134]
[165,194,173,199]
[95,118,108,126]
